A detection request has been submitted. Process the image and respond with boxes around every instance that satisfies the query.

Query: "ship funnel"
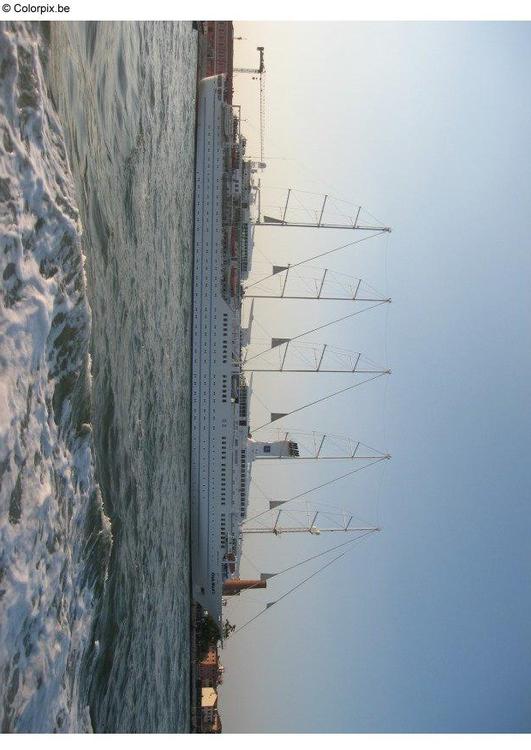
[222,579,267,596]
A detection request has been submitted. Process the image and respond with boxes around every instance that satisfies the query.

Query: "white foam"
[0,23,111,732]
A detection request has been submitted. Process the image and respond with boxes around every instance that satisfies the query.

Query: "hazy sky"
[219,22,531,732]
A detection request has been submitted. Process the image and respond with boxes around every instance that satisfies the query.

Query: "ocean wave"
[0,22,111,733]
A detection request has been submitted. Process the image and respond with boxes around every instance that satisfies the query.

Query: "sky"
[219,22,531,733]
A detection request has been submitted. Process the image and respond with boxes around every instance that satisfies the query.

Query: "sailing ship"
[191,73,391,626]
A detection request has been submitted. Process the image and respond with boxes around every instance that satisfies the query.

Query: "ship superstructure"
[191,75,304,620]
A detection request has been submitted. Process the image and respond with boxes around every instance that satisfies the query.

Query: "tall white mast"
[241,508,379,535]
[253,191,392,232]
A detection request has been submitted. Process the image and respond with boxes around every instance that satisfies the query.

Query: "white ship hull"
[191,76,233,625]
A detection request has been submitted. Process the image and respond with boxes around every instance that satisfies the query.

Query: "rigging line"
[247,259,274,268]
[232,532,379,634]
[252,317,273,339]
[363,206,387,227]
[259,185,332,196]
[384,231,391,369]
[291,189,317,221]
[231,606,269,636]
[283,498,374,525]
[291,264,363,284]
[255,245,275,266]
[244,301,388,364]
[254,530,377,579]
[260,427,391,458]
[244,270,282,290]
[382,295,390,450]
[270,553,345,605]
[377,340,391,528]
[259,429,387,459]
[250,478,272,502]
[229,594,269,606]
[329,199,358,225]
[245,337,271,346]
[251,390,273,418]
[243,457,387,525]
[301,501,374,527]
[293,163,340,195]
[376,231,392,530]
[288,457,388,503]
[240,550,262,576]
[244,231,386,290]
[252,372,388,432]
[375,454,388,529]
[232,553,345,637]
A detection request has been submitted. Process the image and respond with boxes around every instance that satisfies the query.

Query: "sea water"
[0,21,196,732]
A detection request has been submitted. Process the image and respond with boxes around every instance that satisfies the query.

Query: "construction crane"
[234,47,266,166]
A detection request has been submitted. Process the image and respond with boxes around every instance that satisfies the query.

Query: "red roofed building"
[204,21,234,103]
[199,644,224,687]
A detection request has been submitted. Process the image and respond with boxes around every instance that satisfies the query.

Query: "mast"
[256,218,391,231]
[246,293,391,301]
[243,341,390,374]
[244,265,391,302]
[242,523,380,534]
[249,431,390,462]
[241,509,379,535]
[253,192,392,232]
